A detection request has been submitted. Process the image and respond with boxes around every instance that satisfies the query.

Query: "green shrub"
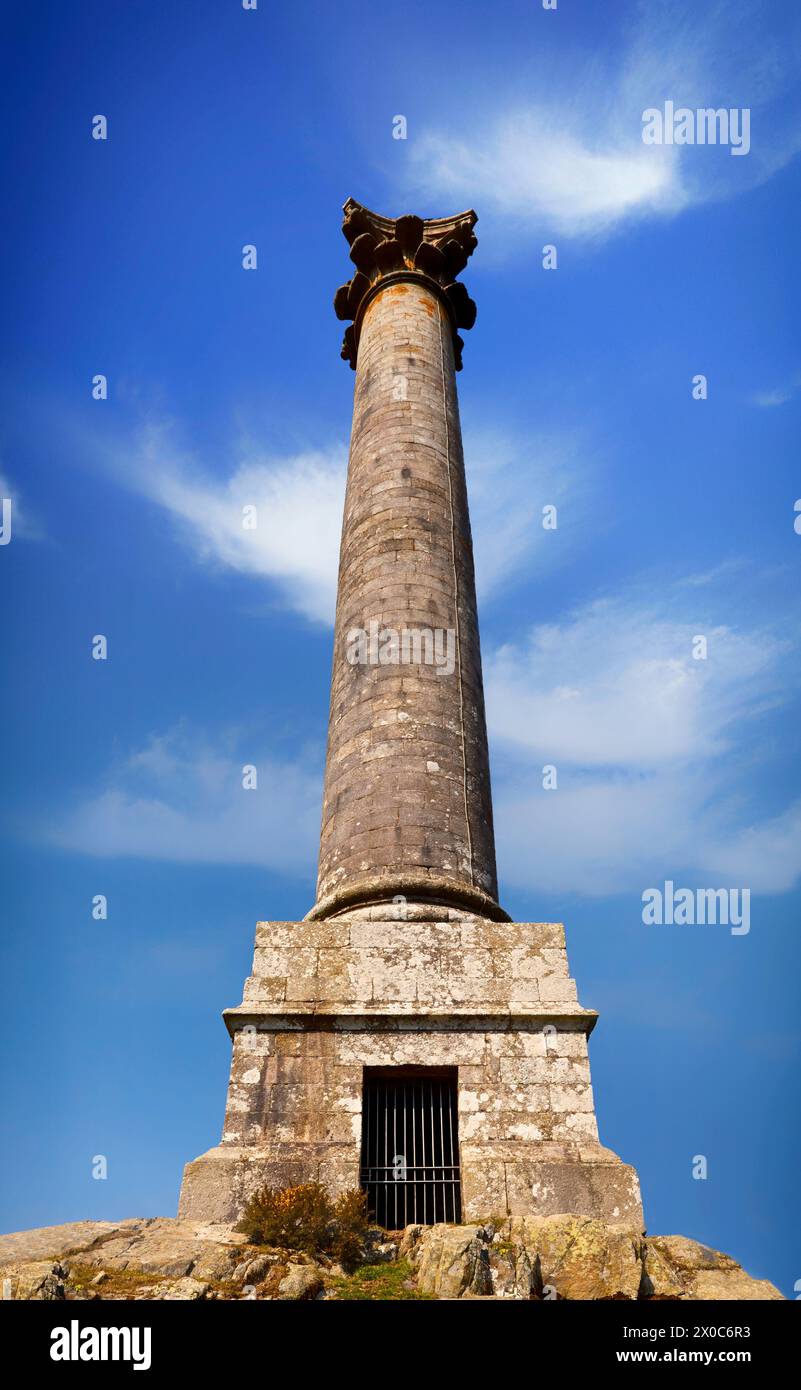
[235,1182,332,1253]
[235,1182,370,1269]
[330,1188,370,1272]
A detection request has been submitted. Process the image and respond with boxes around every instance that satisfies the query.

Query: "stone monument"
[178,201,643,1230]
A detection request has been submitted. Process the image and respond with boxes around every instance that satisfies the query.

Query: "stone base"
[460,1141,643,1226]
[178,913,644,1231]
[179,1139,643,1229]
[179,1144,359,1226]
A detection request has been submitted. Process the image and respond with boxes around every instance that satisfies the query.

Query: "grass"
[66,1264,169,1299]
[327,1258,434,1301]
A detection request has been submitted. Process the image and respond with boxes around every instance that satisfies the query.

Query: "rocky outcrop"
[404,1217,784,1301]
[641,1235,784,1302]
[408,1225,493,1299]
[0,1215,784,1300]
[276,1265,324,1301]
[1,1259,67,1301]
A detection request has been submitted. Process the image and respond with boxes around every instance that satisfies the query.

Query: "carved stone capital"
[334,198,478,370]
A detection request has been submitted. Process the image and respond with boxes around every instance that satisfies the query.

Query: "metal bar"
[359,1073,461,1228]
[429,1079,436,1221]
[402,1079,408,1229]
[442,1078,447,1223]
[420,1080,426,1226]
[447,1081,455,1221]
[411,1078,417,1225]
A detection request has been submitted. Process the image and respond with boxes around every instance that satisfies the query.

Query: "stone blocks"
[178,915,643,1230]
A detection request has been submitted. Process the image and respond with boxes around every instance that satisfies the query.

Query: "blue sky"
[1,0,799,1295]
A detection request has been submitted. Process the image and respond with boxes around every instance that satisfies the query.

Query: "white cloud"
[486,598,784,767]
[45,590,801,899]
[400,0,801,243]
[487,589,801,896]
[410,114,682,240]
[49,727,321,870]
[495,771,801,898]
[703,800,801,892]
[749,373,801,408]
[124,419,581,623]
[465,426,586,599]
[136,424,347,625]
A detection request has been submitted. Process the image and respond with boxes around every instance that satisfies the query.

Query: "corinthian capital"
[333,198,478,370]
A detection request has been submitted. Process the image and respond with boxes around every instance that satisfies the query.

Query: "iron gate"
[359,1068,461,1227]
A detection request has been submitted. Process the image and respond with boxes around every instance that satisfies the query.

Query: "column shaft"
[312,276,501,919]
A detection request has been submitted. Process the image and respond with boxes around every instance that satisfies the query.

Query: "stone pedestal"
[178,909,642,1227]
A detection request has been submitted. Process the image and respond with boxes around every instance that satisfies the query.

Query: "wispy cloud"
[399,0,801,244]
[486,597,785,767]
[46,578,801,902]
[488,584,801,896]
[48,725,321,871]
[749,372,801,408]
[116,417,584,623]
[408,114,683,241]
[466,425,588,600]
[135,423,347,625]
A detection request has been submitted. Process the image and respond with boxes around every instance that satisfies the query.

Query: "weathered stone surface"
[0,1217,245,1286]
[639,1238,686,1299]
[1,1216,782,1300]
[643,1236,783,1302]
[0,1218,144,1268]
[238,1253,272,1284]
[690,1269,784,1301]
[276,1264,324,1300]
[411,1225,493,1299]
[311,202,502,924]
[2,1260,66,1300]
[160,1277,210,1301]
[487,1242,535,1299]
[406,1221,783,1301]
[507,1215,643,1300]
[74,1219,243,1279]
[179,972,641,1228]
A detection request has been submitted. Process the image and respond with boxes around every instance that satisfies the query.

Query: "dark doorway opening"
[360,1067,461,1227]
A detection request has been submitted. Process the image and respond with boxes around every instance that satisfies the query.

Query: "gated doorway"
[359,1067,461,1227]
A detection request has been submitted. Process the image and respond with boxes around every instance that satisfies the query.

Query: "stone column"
[176,200,644,1234]
[309,200,506,923]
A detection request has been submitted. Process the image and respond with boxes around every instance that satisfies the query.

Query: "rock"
[511,1215,643,1301]
[640,1239,686,1299]
[411,1217,642,1300]
[0,1213,783,1301]
[85,1218,241,1280]
[276,1264,324,1300]
[644,1236,783,1301]
[398,1224,424,1259]
[240,1254,272,1284]
[4,1260,66,1300]
[691,1269,783,1300]
[411,1226,492,1299]
[0,1219,145,1269]
[488,1242,535,1299]
[0,1217,246,1284]
[366,1241,398,1264]
[160,1277,210,1301]
[650,1235,736,1276]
